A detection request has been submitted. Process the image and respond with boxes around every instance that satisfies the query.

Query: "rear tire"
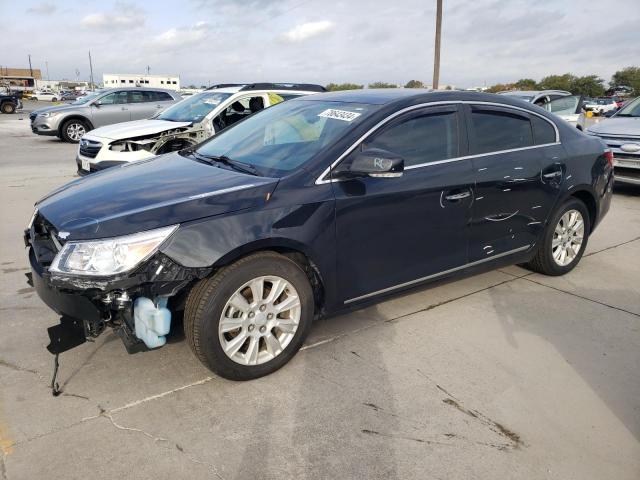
[184,252,314,380]
[60,118,88,143]
[525,198,590,276]
[1,102,15,114]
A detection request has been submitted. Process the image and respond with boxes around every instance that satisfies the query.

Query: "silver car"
[29,88,181,143]
[586,96,640,185]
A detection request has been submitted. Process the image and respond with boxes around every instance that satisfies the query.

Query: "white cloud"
[26,2,56,15]
[281,20,334,43]
[81,2,144,30]
[152,22,212,48]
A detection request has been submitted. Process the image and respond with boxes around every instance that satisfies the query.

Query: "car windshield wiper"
[188,151,260,176]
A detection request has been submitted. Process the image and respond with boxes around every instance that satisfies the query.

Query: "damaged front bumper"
[25,227,210,356]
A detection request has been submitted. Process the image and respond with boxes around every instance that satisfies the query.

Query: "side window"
[129,91,152,103]
[531,115,556,145]
[470,107,533,154]
[154,91,174,101]
[97,91,128,105]
[364,110,459,167]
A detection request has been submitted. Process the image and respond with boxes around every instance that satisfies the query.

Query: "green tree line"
[486,67,640,97]
[324,67,640,96]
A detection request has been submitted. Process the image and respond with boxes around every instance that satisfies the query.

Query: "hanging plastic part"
[51,353,62,397]
[133,296,171,349]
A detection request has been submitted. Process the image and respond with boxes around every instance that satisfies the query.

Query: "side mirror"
[349,148,404,178]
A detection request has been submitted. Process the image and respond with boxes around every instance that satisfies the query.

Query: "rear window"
[154,91,174,101]
[470,107,533,154]
[531,116,556,145]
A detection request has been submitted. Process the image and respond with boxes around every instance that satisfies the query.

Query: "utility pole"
[28,54,33,77]
[46,61,50,81]
[432,0,443,90]
[88,51,95,91]
[146,65,150,75]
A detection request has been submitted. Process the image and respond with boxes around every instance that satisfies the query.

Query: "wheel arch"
[212,238,327,316]
[58,115,94,136]
[568,188,597,232]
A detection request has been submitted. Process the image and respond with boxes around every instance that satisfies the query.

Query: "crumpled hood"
[587,117,640,136]
[87,119,193,141]
[36,152,278,240]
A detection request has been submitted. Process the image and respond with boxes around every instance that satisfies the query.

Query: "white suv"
[76,83,326,174]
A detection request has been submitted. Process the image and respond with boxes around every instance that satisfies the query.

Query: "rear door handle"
[445,191,471,201]
[543,171,561,179]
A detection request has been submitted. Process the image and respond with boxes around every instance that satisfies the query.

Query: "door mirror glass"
[349,148,404,178]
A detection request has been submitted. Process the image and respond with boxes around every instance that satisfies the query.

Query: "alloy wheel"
[552,209,585,266]
[67,123,86,141]
[218,275,301,366]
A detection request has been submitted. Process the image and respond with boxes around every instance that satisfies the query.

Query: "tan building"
[0,67,42,79]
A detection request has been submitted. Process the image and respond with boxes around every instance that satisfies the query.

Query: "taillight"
[604,149,614,167]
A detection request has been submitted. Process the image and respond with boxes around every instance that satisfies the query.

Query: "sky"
[1,0,639,88]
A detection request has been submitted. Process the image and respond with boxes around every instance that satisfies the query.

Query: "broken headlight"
[49,225,178,276]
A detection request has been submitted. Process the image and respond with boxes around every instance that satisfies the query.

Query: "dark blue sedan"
[25,89,614,381]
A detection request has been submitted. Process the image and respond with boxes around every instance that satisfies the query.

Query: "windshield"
[71,91,102,105]
[616,97,640,117]
[157,91,232,122]
[194,100,377,177]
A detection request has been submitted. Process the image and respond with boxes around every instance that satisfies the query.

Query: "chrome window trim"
[344,244,531,304]
[315,100,560,185]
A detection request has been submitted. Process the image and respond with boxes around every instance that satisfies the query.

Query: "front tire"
[1,102,15,114]
[525,198,589,276]
[61,119,88,143]
[184,252,314,380]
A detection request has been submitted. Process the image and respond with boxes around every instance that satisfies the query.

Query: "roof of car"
[498,90,572,96]
[101,87,179,94]
[295,88,554,107]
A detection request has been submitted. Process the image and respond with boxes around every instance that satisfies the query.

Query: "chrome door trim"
[343,244,531,304]
[316,100,560,185]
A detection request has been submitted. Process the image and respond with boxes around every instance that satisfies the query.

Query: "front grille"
[79,140,102,158]
[592,134,640,160]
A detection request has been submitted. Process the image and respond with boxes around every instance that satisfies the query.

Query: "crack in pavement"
[99,411,227,480]
[0,455,6,480]
[523,277,640,318]
[584,236,640,257]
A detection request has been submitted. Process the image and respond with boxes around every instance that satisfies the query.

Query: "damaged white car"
[76,83,326,174]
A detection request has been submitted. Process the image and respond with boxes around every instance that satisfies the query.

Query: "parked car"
[25,90,613,381]
[29,87,181,143]
[76,83,326,174]
[583,98,618,115]
[541,95,584,127]
[497,89,572,106]
[60,91,83,101]
[585,96,640,185]
[31,90,60,102]
[0,90,23,114]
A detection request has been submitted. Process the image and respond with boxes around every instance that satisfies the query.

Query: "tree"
[325,83,364,91]
[571,75,605,97]
[611,67,640,96]
[486,83,515,93]
[368,81,397,89]
[539,73,575,92]
[514,78,539,90]
[404,79,425,88]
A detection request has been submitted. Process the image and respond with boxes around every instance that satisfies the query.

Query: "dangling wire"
[51,353,62,397]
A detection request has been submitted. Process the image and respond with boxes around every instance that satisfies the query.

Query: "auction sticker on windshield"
[318,109,361,122]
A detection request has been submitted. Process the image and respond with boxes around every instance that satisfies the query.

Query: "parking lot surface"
[1,104,639,479]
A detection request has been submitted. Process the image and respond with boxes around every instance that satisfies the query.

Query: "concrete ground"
[1,103,639,480]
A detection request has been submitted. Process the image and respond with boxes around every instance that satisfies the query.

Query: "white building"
[102,73,181,91]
